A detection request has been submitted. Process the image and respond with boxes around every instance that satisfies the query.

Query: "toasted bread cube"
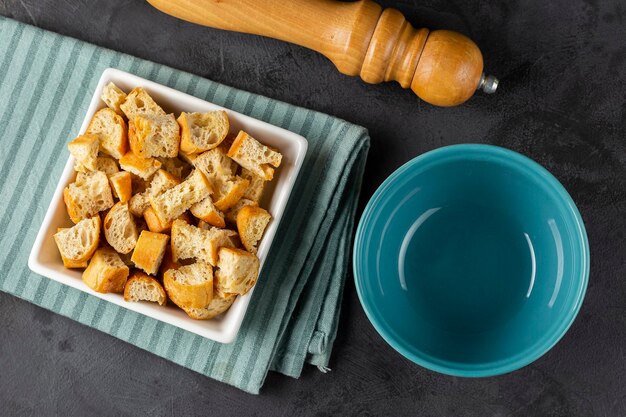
[64,171,114,223]
[149,170,212,224]
[124,271,167,306]
[193,149,249,210]
[101,82,127,115]
[215,247,260,296]
[129,191,158,217]
[171,219,236,266]
[143,206,168,233]
[190,195,225,228]
[143,207,190,233]
[192,147,249,210]
[86,108,128,159]
[128,169,181,217]
[237,205,271,254]
[119,87,165,119]
[227,131,282,181]
[119,151,162,180]
[103,202,138,254]
[54,216,101,268]
[95,157,120,176]
[193,147,237,178]
[197,221,242,247]
[129,113,180,158]
[163,263,213,309]
[131,231,169,275]
[240,168,266,203]
[68,134,99,172]
[82,247,129,293]
[182,292,236,320]
[62,258,89,268]
[214,176,249,211]
[177,111,229,154]
[108,171,132,203]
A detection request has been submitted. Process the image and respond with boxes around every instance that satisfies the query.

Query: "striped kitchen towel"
[0,17,369,394]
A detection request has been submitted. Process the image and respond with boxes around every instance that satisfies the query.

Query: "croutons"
[124,271,167,306]
[100,82,127,115]
[143,207,190,233]
[120,87,165,119]
[128,169,180,217]
[182,292,236,320]
[108,171,132,203]
[240,168,266,203]
[177,110,229,154]
[158,156,189,179]
[82,247,129,293]
[227,131,282,180]
[214,247,260,296]
[119,151,162,180]
[193,148,249,210]
[103,202,138,254]
[68,134,99,172]
[163,262,214,309]
[95,157,120,176]
[54,216,101,268]
[149,169,212,224]
[86,108,128,159]
[56,83,283,322]
[237,205,271,254]
[129,113,180,158]
[63,171,114,223]
[212,176,249,211]
[131,230,169,275]
[190,195,225,228]
[170,219,237,266]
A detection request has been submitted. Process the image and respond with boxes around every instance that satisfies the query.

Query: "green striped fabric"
[0,17,369,394]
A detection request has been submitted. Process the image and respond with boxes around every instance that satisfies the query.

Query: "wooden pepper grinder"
[147,0,498,107]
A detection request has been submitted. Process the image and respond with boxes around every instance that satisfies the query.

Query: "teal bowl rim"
[353,144,590,377]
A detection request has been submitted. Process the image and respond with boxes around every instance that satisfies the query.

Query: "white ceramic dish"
[28,68,308,343]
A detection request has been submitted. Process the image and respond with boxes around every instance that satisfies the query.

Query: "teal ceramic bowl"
[354,144,589,377]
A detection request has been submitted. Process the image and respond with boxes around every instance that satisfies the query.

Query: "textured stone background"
[1,0,625,415]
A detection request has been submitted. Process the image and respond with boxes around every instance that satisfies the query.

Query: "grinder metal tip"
[477,73,499,94]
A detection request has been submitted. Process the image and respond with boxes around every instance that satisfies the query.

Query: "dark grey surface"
[1,0,625,415]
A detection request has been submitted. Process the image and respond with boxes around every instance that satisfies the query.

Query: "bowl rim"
[353,144,590,377]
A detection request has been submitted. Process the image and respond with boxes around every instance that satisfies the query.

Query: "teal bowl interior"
[354,145,589,376]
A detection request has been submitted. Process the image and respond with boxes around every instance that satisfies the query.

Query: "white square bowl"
[28,68,307,343]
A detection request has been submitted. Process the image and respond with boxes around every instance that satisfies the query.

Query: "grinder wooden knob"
[147,0,498,107]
